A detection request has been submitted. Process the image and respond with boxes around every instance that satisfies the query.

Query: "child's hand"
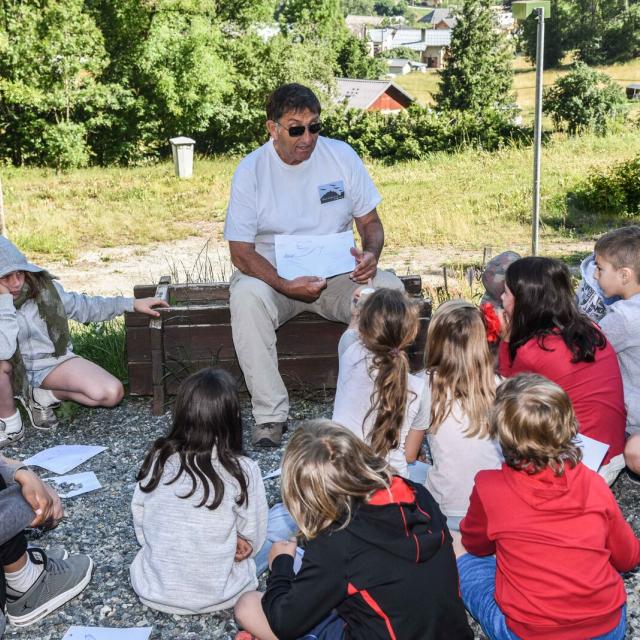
[235,536,253,562]
[268,538,297,569]
[15,469,64,528]
[0,282,10,295]
[134,297,170,317]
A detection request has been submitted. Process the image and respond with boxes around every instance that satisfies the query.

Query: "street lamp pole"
[531,6,545,256]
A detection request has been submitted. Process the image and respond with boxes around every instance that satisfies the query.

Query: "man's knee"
[372,269,404,291]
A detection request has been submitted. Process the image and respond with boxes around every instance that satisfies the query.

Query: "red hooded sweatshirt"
[461,462,640,640]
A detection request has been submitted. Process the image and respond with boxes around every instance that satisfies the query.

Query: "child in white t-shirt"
[332,288,428,479]
[423,301,503,530]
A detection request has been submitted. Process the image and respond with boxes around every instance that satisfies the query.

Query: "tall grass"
[70,319,127,383]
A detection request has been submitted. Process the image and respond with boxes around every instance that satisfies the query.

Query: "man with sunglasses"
[224,83,402,447]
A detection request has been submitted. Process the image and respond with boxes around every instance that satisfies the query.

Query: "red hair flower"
[480,303,502,344]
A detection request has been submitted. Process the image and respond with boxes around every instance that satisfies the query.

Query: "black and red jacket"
[262,476,473,640]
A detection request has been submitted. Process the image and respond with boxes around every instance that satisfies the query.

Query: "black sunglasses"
[277,121,322,137]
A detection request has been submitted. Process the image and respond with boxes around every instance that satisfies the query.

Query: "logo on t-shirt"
[318,181,345,204]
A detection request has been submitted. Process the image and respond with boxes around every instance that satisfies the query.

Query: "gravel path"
[3,393,639,640]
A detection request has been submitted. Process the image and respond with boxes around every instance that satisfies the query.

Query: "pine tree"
[434,0,514,113]
[521,0,571,69]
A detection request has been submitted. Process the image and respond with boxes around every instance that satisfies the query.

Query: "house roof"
[418,9,457,27]
[346,15,386,27]
[390,29,451,49]
[387,58,411,67]
[367,27,395,43]
[336,78,415,110]
[627,83,640,89]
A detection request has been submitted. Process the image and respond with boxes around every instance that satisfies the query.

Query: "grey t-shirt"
[599,293,640,433]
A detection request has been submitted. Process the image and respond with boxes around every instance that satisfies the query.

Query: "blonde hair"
[491,373,582,475]
[425,300,496,437]
[281,420,393,540]
[357,288,419,459]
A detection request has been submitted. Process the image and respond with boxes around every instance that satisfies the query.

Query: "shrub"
[70,319,128,383]
[42,122,90,171]
[543,62,628,136]
[568,154,640,217]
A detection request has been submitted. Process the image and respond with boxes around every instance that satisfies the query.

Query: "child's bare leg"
[624,434,640,475]
[234,591,278,640]
[0,361,17,416]
[40,357,124,407]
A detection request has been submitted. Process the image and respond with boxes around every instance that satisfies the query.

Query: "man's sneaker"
[6,547,93,627]
[0,415,25,448]
[17,389,59,431]
[251,422,286,448]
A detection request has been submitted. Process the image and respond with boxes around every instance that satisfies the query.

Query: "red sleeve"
[605,493,640,572]
[460,482,495,556]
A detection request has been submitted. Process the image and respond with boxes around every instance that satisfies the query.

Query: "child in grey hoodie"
[0,237,167,445]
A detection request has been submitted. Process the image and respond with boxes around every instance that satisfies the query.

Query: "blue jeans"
[300,611,345,640]
[457,554,627,640]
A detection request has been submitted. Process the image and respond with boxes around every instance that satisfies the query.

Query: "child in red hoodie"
[458,373,640,640]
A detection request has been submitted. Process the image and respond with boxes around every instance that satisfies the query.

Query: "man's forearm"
[361,219,384,259]
[229,243,289,295]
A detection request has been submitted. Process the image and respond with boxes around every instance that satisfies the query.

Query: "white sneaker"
[0,411,25,448]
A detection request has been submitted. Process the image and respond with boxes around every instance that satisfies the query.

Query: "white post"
[531,6,545,256]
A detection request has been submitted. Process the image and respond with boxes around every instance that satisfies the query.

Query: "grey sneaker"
[17,390,59,431]
[0,417,25,448]
[251,422,286,448]
[6,547,93,627]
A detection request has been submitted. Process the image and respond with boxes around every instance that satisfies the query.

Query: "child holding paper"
[457,374,640,640]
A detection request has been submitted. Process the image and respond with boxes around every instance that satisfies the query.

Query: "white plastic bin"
[169,136,195,178]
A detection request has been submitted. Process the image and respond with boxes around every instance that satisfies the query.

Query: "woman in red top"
[498,257,626,484]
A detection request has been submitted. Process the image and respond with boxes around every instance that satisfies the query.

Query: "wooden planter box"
[126,275,431,415]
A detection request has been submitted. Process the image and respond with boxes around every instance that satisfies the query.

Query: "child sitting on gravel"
[0,237,167,446]
[130,367,268,614]
[457,374,640,640]
[332,288,428,481]
[591,226,640,479]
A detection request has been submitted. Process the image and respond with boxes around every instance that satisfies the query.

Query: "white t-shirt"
[424,376,503,518]
[332,331,428,477]
[224,137,381,267]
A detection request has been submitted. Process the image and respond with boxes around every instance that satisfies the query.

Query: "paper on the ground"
[262,468,282,480]
[24,445,106,475]
[275,230,356,280]
[574,433,609,471]
[43,471,102,498]
[62,626,152,640]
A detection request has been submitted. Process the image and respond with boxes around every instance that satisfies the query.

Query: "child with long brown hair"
[234,420,473,640]
[423,300,503,530]
[331,288,428,479]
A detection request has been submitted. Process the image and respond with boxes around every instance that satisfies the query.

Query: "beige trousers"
[229,269,403,425]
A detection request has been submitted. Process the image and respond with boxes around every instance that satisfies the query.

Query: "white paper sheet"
[574,433,609,471]
[24,445,106,475]
[275,231,356,280]
[262,468,282,481]
[62,626,152,640]
[44,471,102,498]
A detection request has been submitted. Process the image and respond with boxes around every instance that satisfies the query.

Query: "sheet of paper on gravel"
[262,468,282,480]
[62,626,152,640]
[43,471,102,498]
[275,230,356,280]
[24,445,107,475]
[574,433,609,471]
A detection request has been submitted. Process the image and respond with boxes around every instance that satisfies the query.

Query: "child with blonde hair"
[423,300,503,530]
[332,288,428,479]
[234,420,472,640]
[458,373,640,640]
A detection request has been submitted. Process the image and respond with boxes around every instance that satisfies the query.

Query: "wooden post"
[483,246,492,266]
[151,275,171,416]
[442,267,449,295]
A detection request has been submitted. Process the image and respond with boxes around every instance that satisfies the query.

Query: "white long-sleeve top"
[130,451,268,614]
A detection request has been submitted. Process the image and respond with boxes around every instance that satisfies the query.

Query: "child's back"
[131,450,267,614]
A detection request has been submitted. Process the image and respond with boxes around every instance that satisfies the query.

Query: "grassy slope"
[3,129,640,259]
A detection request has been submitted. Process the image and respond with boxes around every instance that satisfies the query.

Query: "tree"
[567,0,625,65]
[521,0,571,69]
[279,0,344,40]
[543,62,628,135]
[435,0,515,113]
[379,46,421,61]
[601,4,640,62]
[336,33,387,78]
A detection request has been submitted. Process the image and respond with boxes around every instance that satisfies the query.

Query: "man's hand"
[14,468,63,528]
[350,247,378,284]
[235,536,253,562]
[282,276,327,302]
[268,538,297,570]
[133,297,171,317]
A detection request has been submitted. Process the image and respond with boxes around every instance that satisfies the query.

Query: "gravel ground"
[3,392,640,640]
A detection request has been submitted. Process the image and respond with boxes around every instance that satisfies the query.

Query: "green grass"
[70,319,128,382]
[3,129,640,259]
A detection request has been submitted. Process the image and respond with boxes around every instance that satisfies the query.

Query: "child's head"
[138,367,247,509]
[594,225,640,299]
[491,373,581,475]
[0,237,48,299]
[504,256,604,364]
[357,288,419,457]
[425,300,496,437]
[281,420,392,539]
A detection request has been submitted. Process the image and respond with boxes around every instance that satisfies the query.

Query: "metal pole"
[532,7,544,256]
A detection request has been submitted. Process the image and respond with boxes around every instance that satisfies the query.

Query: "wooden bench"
[126,276,431,415]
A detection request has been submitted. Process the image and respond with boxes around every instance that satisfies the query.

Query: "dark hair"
[594,225,640,282]
[137,368,248,509]
[506,257,606,364]
[24,271,51,299]
[266,83,321,122]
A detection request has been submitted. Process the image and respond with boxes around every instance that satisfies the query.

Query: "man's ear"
[266,120,277,139]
